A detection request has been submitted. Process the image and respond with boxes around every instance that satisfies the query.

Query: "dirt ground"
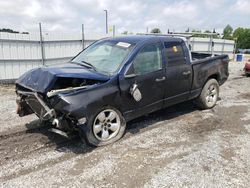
[0,61,250,188]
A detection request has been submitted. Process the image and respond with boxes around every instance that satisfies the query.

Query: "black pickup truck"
[16,35,229,146]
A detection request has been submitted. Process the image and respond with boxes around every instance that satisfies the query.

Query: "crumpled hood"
[16,63,110,93]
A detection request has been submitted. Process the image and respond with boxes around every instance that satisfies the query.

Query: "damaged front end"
[16,89,77,137]
[16,64,110,137]
[16,89,56,120]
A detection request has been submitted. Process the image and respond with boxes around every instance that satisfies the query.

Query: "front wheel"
[195,79,219,110]
[82,107,126,146]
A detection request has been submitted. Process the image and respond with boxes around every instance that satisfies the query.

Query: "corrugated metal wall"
[0,32,86,81]
[190,37,234,53]
[0,32,235,82]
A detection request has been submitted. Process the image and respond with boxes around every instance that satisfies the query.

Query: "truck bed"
[191,52,228,65]
[191,52,212,60]
[189,52,229,100]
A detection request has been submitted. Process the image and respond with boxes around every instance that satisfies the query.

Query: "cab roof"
[104,35,185,44]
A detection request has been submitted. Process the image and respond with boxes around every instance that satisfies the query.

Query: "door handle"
[182,71,191,76]
[155,76,166,82]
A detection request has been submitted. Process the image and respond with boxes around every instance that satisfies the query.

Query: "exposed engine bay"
[46,77,100,97]
[16,75,106,137]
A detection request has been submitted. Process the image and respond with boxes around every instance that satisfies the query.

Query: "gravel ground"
[0,61,250,188]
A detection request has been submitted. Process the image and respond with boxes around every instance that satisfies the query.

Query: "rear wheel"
[82,107,126,146]
[195,79,219,110]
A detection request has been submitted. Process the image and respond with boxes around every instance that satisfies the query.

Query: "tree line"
[0,28,29,34]
[223,25,250,49]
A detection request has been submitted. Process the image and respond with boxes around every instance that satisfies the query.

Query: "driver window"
[133,44,162,75]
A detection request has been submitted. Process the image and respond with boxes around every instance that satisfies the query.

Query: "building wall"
[0,32,235,81]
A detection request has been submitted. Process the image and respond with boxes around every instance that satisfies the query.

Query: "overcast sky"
[0,0,250,34]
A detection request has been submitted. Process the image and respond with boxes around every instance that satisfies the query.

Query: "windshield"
[72,40,134,75]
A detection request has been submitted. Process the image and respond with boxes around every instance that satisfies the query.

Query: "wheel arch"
[206,73,220,83]
[202,73,220,89]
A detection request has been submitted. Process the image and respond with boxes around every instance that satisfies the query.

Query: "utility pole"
[39,23,45,66]
[104,10,108,34]
[81,24,85,50]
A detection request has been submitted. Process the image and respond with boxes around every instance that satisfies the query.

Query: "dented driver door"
[119,42,165,120]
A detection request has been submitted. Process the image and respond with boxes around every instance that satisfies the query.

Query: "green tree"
[191,29,202,33]
[0,28,29,34]
[150,28,161,33]
[0,28,19,33]
[223,24,233,39]
[191,29,203,37]
[233,27,250,49]
[204,30,220,39]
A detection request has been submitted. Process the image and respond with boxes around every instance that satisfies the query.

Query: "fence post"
[233,38,237,60]
[82,24,85,50]
[222,39,225,54]
[208,36,212,54]
[191,37,194,51]
[113,25,115,37]
[211,40,214,56]
[39,23,45,66]
[208,35,214,56]
[0,32,7,80]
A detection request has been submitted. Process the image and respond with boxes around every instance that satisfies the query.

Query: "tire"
[80,106,126,146]
[195,79,219,110]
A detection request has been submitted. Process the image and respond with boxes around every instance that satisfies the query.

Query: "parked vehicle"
[244,61,250,76]
[16,35,229,146]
